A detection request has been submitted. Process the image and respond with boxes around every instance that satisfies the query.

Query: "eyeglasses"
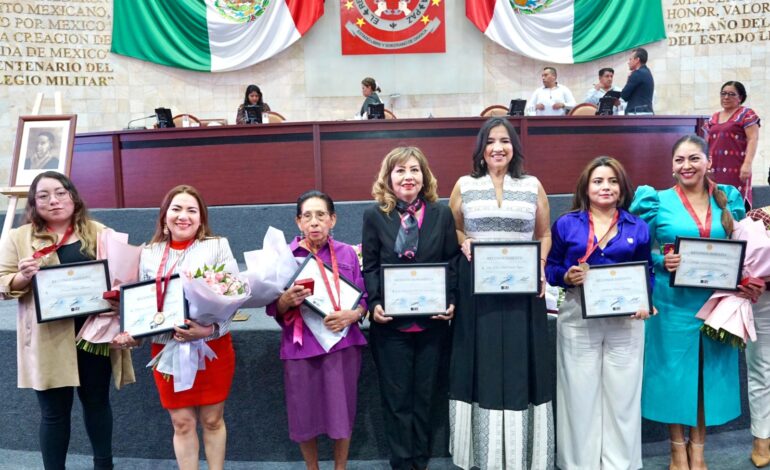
[300,211,330,222]
[35,189,71,204]
[720,91,738,97]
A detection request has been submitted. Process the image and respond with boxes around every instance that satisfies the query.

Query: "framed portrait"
[10,115,77,187]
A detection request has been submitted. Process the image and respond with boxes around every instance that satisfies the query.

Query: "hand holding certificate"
[120,274,188,338]
[32,260,112,323]
[381,263,448,316]
[580,261,652,319]
[669,237,746,291]
[286,254,363,317]
[471,242,540,295]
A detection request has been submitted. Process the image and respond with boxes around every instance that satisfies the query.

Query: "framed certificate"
[669,237,746,291]
[120,274,189,338]
[32,260,112,323]
[471,241,540,295]
[580,261,652,319]
[286,255,364,317]
[381,263,447,317]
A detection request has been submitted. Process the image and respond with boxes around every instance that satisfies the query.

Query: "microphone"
[125,114,157,130]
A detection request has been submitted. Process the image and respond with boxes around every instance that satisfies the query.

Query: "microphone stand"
[124,114,157,130]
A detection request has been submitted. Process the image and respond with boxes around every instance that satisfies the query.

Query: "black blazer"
[620,64,654,114]
[362,201,459,330]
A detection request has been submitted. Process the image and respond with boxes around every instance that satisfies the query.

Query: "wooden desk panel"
[72,116,704,208]
[523,116,700,193]
[70,134,119,208]
[318,118,482,199]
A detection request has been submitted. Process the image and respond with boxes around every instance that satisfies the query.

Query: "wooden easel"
[0,92,63,242]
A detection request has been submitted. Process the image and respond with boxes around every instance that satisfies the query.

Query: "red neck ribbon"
[578,210,619,264]
[674,184,713,238]
[32,225,75,259]
[155,240,192,313]
[313,239,341,313]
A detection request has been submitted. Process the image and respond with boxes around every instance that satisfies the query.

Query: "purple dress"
[266,237,367,442]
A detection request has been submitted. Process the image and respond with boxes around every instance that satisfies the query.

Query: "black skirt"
[448,256,553,411]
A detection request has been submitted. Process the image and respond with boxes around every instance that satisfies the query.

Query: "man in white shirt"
[584,67,620,106]
[529,67,576,116]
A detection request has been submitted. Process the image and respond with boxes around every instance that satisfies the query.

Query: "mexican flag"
[466,0,666,64]
[112,0,324,72]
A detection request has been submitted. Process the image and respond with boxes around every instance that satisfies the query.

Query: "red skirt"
[151,333,235,409]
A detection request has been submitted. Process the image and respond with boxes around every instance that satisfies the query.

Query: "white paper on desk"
[300,304,348,352]
[241,227,298,308]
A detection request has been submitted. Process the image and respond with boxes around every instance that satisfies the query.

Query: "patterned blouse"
[458,173,539,241]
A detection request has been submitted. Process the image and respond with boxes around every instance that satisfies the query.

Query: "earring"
[480,160,486,167]
[163,225,169,236]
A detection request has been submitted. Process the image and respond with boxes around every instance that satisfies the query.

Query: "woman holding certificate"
[0,171,134,470]
[545,157,653,470]
[129,185,238,470]
[267,190,367,470]
[631,135,757,470]
[447,117,554,470]
[362,146,458,470]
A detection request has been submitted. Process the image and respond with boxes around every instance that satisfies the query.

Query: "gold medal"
[579,262,590,272]
[153,312,165,325]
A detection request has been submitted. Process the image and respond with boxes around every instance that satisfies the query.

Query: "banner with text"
[340,0,445,55]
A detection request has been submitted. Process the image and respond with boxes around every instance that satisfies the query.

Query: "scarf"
[394,198,423,259]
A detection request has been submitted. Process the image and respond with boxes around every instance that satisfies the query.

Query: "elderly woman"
[631,135,760,470]
[235,84,271,124]
[0,171,134,470]
[546,157,653,470]
[117,185,239,470]
[359,77,382,117]
[362,146,458,470]
[704,81,760,208]
[267,190,367,470]
[448,117,554,469]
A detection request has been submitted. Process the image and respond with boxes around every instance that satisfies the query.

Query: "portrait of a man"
[24,129,61,170]
[10,115,77,187]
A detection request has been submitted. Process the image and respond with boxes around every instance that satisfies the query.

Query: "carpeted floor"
[0,427,758,469]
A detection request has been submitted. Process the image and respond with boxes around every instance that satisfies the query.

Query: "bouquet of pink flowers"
[148,262,251,392]
[192,264,247,296]
[696,217,770,349]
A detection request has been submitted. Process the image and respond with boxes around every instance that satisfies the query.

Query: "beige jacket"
[0,221,135,390]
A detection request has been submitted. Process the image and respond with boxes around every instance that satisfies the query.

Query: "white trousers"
[747,294,770,439]
[556,290,644,470]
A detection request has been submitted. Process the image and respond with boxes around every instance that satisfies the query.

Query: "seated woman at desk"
[236,84,271,124]
[360,77,382,118]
